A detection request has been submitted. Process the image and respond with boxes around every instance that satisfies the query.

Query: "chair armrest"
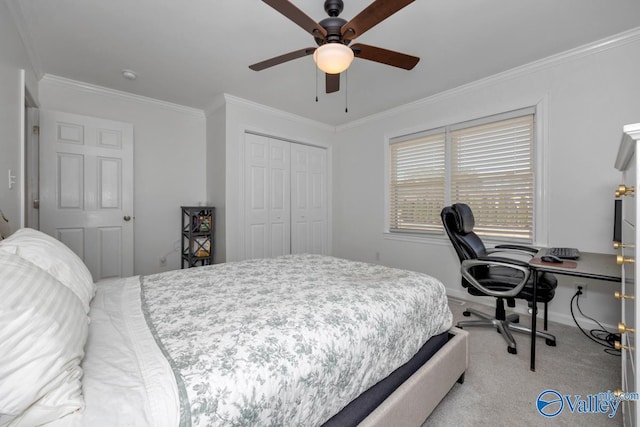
[492,244,538,254]
[461,257,531,298]
[476,255,530,268]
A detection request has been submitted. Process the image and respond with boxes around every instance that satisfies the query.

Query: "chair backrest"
[440,203,488,262]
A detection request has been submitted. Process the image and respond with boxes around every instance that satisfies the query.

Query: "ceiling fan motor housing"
[317,17,348,45]
[316,0,349,45]
[324,0,344,17]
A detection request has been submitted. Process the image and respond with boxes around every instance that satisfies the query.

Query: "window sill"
[382,231,450,246]
[383,231,534,248]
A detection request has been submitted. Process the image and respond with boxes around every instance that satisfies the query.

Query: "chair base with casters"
[456,297,556,355]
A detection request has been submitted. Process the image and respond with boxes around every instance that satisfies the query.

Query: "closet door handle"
[123,215,131,221]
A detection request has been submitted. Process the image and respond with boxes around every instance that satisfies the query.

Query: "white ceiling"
[9,0,640,126]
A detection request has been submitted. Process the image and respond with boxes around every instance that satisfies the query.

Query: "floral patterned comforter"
[140,254,452,427]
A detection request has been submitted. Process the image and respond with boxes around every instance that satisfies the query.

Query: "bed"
[0,228,468,427]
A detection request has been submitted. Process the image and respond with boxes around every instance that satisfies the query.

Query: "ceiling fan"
[249,0,420,94]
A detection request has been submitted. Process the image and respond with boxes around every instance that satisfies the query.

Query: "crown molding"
[221,94,336,132]
[337,26,640,132]
[41,75,205,118]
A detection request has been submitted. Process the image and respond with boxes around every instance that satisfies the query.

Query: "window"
[388,110,535,241]
[389,132,446,233]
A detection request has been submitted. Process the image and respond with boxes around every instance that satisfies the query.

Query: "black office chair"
[441,203,557,354]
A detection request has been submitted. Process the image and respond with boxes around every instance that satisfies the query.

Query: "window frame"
[384,103,548,247]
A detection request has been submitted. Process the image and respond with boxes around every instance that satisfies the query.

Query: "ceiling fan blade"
[341,0,414,41]
[249,47,316,71]
[351,43,419,70]
[326,73,340,93]
[263,0,327,39]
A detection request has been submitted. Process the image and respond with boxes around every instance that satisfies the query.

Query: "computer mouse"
[541,255,563,263]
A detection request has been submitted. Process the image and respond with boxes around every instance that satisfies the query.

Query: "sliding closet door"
[244,133,291,259]
[291,144,328,255]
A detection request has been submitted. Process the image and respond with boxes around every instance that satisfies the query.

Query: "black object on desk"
[528,250,621,371]
[541,255,563,263]
[546,247,581,259]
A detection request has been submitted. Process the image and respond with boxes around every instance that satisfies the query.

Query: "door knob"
[123,215,131,221]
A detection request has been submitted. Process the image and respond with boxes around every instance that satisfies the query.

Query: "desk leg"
[544,303,548,331]
[530,270,538,372]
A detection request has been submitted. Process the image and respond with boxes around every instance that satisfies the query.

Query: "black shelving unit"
[181,206,214,268]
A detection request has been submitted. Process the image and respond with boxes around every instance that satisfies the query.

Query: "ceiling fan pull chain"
[315,64,319,102]
[345,70,348,113]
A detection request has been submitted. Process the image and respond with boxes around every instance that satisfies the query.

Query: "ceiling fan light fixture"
[313,43,354,74]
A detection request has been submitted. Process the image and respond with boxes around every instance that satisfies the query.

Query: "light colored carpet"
[423,298,622,426]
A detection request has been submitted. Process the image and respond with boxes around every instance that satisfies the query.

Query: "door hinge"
[32,125,40,135]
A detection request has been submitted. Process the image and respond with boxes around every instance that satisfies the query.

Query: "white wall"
[38,76,207,275]
[331,32,640,328]
[0,1,39,234]
[219,95,335,262]
[206,99,226,263]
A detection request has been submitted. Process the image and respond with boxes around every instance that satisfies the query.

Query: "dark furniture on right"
[441,203,557,355]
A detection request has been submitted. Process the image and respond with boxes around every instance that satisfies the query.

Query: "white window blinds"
[388,111,535,241]
[389,132,446,232]
[451,115,534,240]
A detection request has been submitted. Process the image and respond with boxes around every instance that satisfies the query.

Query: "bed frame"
[359,327,469,426]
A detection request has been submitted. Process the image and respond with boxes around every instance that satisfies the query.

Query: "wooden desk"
[528,250,621,371]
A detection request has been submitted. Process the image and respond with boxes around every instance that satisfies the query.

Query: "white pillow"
[0,228,95,313]
[0,251,88,426]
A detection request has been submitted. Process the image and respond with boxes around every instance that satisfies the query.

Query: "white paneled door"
[244,133,291,259]
[291,143,328,254]
[39,110,134,280]
[244,133,328,260]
